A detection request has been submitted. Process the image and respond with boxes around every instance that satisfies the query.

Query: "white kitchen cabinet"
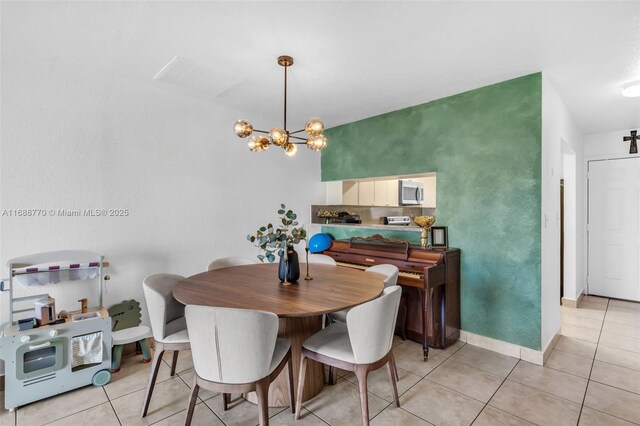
[373,180,399,206]
[342,181,359,205]
[358,181,375,205]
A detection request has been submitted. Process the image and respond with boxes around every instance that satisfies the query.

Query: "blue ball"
[309,233,333,253]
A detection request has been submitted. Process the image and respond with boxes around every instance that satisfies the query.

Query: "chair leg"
[111,344,124,373]
[387,360,400,407]
[355,366,370,426]
[141,347,165,417]
[222,393,230,411]
[295,354,308,420]
[171,350,180,376]
[255,378,270,426]
[286,357,295,413]
[139,339,152,363]
[184,377,199,426]
[328,366,337,385]
[390,352,399,383]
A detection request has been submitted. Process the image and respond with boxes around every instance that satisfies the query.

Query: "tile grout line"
[101,386,123,426]
[38,387,116,426]
[174,372,229,426]
[469,356,522,425]
[576,297,609,426]
[364,341,466,425]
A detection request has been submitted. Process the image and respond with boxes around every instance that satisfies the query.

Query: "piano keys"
[324,234,460,361]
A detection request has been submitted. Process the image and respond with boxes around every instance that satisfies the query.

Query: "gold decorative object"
[234,55,328,156]
[413,215,436,248]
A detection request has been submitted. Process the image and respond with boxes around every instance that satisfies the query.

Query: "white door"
[588,158,640,301]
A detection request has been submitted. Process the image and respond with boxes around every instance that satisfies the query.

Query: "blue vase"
[278,247,300,282]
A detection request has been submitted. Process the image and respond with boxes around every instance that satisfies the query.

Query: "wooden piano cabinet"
[323,236,460,362]
[402,249,460,360]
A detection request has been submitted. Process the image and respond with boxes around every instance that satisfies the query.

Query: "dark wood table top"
[173,263,384,317]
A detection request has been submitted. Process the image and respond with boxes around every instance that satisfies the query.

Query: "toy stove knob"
[49,329,58,337]
[20,335,30,344]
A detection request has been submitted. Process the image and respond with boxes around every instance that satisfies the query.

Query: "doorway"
[587,157,640,301]
[560,178,564,301]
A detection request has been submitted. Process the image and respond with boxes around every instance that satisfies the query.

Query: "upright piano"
[323,234,460,361]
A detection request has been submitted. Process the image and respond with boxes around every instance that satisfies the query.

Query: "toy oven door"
[16,338,65,380]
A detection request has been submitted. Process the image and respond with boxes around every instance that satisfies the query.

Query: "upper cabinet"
[335,175,435,208]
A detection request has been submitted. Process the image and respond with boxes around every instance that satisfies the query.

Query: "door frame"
[585,154,640,296]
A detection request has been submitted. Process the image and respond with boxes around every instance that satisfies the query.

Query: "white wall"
[541,75,584,351]
[0,54,324,333]
[585,129,640,158]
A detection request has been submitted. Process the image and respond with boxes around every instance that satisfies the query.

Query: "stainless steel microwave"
[399,180,424,205]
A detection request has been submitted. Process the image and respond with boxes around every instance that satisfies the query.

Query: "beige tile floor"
[2,295,640,425]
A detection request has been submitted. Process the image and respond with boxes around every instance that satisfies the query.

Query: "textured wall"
[322,74,542,349]
[0,51,324,333]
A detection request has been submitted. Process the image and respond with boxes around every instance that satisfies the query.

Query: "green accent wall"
[322,74,542,350]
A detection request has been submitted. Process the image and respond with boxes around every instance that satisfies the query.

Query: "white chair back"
[185,305,279,384]
[207,256,256,271]
[346,286,402,364]
[142,273,186,342]
[365,264,399,288]
[303,254,337,265]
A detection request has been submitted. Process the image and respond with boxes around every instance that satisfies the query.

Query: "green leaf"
[277,209,285,215]
[292,221,299,226]
[267,254,275,262]
[259,226,266,232]
[250,236,256,243]
[281,203,286,209]
[292,213,297,220]
[257,254,265,262]
[282,218,287,225]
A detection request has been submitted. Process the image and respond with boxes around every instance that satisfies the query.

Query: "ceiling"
[2,1,639,135]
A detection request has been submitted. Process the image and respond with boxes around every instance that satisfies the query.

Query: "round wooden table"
[173,263,384,407]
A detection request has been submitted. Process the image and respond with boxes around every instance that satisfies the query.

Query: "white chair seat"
[161,317,189,343]
[163,329,189,344]
[302,323,355,363]
[112,325,151,345]
[327,309,348,323]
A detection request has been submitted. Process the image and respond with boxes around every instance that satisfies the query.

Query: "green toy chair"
[108,300,152,373]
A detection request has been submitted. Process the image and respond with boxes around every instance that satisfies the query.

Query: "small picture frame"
[430,226,448,249]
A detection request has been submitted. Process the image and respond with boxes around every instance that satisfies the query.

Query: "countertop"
[319,223,422,232]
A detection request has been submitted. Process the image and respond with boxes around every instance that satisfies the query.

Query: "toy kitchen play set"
[0,251,113,411]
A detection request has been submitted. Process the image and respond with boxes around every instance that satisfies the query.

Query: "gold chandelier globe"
[233,55,327,155]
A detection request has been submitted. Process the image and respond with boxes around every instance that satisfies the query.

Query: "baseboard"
[458,329,559,366]
[561,290,584,308]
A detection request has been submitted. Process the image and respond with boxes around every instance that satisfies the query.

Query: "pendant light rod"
[284,62,287,131]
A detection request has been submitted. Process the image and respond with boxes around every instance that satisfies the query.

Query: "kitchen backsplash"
[311,205,435,225]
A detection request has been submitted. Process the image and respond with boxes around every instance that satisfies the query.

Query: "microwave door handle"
[415,187,421,204]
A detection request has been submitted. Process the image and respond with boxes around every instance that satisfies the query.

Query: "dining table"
[173,262,385,407]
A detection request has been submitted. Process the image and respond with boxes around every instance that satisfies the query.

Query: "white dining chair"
[141,273,191,417]
[184,305,294,426]
[327,264,399,324]
[207,256,256,271]
[296,286,402,425]
[301,254,337,265]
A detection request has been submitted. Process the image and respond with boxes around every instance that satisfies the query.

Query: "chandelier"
[233,55,327,156]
